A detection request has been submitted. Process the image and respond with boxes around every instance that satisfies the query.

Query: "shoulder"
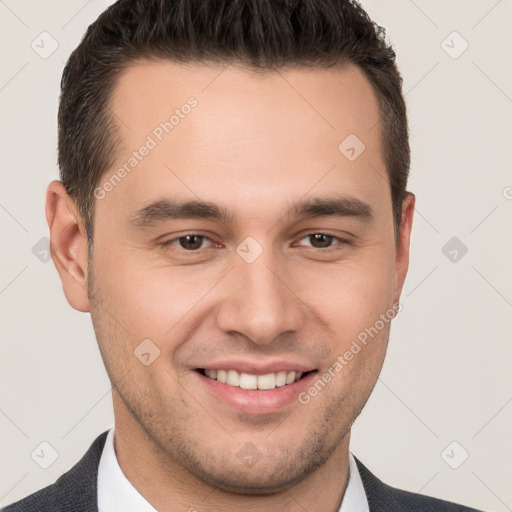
[2,431,108,512]
[354,456,483,512]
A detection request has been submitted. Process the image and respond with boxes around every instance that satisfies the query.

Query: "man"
[3,0,482,511]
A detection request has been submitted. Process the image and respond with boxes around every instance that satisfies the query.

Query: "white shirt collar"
[97,426,369,512]
[341,448,370,512]
[97,426,157,512]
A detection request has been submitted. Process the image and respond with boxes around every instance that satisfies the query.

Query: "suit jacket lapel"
[50,430,108,512]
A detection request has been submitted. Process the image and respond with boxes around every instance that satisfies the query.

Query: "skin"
[46,60,415,511]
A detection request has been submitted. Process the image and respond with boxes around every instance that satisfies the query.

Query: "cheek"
[296,252,396,342]
[93,247,220,342]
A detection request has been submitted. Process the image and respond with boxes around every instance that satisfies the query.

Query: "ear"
[45,180,90,312]
[394,192,415,303]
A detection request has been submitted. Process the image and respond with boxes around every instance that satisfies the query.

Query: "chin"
[190,462,314,496]
[179,437,336,496]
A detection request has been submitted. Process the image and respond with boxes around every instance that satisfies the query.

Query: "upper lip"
[195,360,316,375]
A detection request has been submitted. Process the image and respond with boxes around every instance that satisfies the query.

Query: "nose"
[215,252,305,345]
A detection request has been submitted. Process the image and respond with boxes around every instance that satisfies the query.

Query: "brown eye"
[308,234,334,248]
[160,233,221,254]
[176,234,207,250]
[298,233,339,249]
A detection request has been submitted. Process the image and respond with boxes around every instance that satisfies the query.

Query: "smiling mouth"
[196,368,315,390]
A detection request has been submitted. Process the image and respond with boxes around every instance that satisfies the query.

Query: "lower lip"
[195,370,318,414]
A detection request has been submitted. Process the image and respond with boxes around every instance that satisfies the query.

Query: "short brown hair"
[58,0,410,246]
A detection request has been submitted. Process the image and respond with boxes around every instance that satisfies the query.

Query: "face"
[52,60,414,494]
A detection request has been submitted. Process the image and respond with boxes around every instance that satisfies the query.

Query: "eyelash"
[160,232,350,252]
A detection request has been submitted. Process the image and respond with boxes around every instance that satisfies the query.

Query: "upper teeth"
[203,369,302,390]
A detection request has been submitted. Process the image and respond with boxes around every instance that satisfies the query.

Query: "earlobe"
[394,192,415,303]
[46,180,91,313]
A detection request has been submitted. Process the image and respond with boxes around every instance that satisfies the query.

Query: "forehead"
[103,59,389,223]
[109,59,381,142]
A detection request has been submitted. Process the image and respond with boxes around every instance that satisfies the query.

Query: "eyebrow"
[129,195,373,227]
[288,196,373,222]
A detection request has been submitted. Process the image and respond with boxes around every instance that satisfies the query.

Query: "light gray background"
[1,1,511,510]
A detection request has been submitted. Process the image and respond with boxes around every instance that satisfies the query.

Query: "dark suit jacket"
[2,430,482,511]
